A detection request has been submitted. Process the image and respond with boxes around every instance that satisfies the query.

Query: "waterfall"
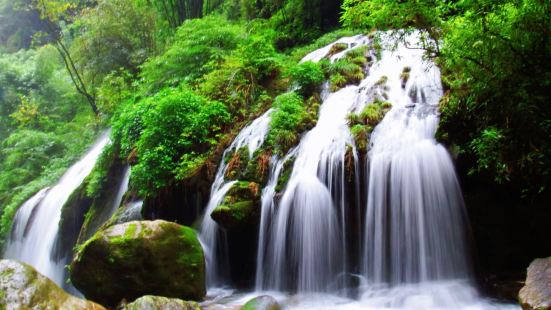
[4,131,110,287]
[361,33,471,286]
[107,166,131,220]
[255,36,368,293]
[199,109,272,287]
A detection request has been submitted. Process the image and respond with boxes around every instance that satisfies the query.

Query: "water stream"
[199,109,272,287]
[4,132,110,287]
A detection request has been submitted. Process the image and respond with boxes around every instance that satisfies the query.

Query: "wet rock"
[211,181,260,230]
[519,257,551,310]
[70,220,205,306]
[123,295,201,310]
[0,259,104,309]
[242,295,280,310]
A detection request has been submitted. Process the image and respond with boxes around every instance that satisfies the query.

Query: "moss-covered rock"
[211,181,261,230]
[519,257,551,310]
[70,220,205,306]
[347,100,392,153]
[122,295,201,310]
[325,46,369,92]
[242,295,281,310]
[0,259,104,309]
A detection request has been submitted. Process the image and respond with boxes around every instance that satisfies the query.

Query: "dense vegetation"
[0,0,549,276]
[342,0,551,198]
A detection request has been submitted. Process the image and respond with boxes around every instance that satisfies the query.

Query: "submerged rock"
[70,220,205,306]
[211,181,260,230]
[519,257,551,310]
[0,259,104,309]
[242,295,280,310]
[123,295,201,310]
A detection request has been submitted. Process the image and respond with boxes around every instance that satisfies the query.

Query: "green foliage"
[347,100,391,152]
[275,155,295,192]
[288,61,324,97]
[468,127,509,183]
[267,92,312,154]
[126,87,230,195]
[343,0,551,195]
[141,16,245,89]
[70,0,158,90]
[341,0,442,40]
[0,0,46,51]
[325,46,368,91]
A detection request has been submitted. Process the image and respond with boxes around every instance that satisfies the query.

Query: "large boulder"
[70,220,205,306]
[519,257,551,310]
[123,295,200,310]
[211,181,260,230]
[0,259,104,309]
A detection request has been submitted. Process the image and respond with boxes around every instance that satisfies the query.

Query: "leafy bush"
[288,61,324,97]
[128,87,230,195]
[140,16,246,89]
[267,92,311,154]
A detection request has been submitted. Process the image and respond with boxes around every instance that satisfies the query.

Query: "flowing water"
[203,32,519,309]
[4,132,110,287]
[199,109,272,287]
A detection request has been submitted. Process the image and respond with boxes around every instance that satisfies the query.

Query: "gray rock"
[519,257,551,310]
[0,259,104,310]
[123,295,201,310]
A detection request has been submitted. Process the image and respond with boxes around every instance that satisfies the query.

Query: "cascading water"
[199,109,272,287]
[4,132,110,287]
[361,33,471,286]
[215,32,519,310]
[256,37,368,293]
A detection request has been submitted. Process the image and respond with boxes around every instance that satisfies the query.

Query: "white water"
[213,32,518,309]
[199,109,272,287]
[108,165,130,219]
[256,36,368,293]
[4,132,110,286]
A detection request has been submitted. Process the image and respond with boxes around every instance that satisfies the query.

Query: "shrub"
[288,61,324,97]
[130,87,230,195]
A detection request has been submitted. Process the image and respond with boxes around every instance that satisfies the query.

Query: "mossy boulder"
[123,295,201,310]
[211,181,261,230]
[519,257,551,310]
[242,295,281,310]
[0,259,104,309]
[70,220,205,306]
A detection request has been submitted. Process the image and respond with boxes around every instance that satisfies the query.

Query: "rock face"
[242,295,281,310]
[0,259,104,309]
[70,220,205,306]
[123,295,201,310]
[519,257,551,310]
[211,181,260,230]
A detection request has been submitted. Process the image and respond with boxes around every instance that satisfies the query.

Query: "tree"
[33,0,99,115]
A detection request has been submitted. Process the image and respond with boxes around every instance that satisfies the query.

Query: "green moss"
[210,181,261,229]
[71,221,205,305]
[326,43,348,58]
[347,100,392,153]
[325,46,368,92]
[400,66,411,88]
[276,156,296,193]
[267,92,309,155]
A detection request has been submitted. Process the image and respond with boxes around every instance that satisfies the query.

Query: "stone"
[70,220,205,306]
[242,295,280,310]
[123,295,201,310]
[211,181,260,230]
[0,259,104,309]
[519,257,551,310]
